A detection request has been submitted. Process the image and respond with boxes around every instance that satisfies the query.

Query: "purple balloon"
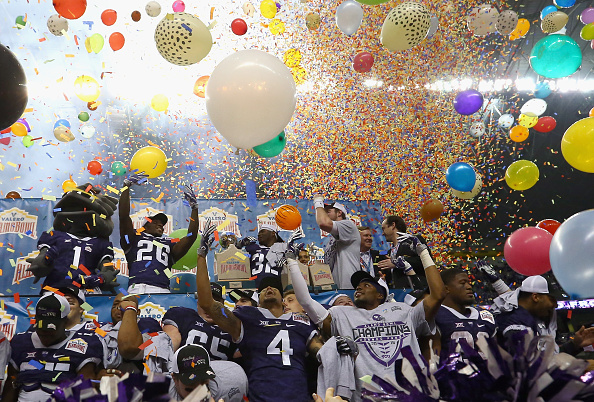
[454,89,484,115]
[582,8,594,24]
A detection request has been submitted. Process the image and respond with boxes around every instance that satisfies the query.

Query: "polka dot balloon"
[154,13,213,66]
[381,2,431,52]
[496,10,517,35]
[541,11,568,34]
[47,14,69,36]
[467,4,499,37]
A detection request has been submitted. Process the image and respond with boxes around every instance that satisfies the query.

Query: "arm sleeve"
[330,220,358,241]
[0,335,10,380]
[288,259,329,325]
[411,301,436,335]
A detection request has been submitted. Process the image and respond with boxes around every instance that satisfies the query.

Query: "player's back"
[233,306,316,402]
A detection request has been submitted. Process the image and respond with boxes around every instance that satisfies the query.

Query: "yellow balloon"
[561,116,594,173]
[260,0,277,19]
[518,113,538,128]
[11,122,27,137]
[269,18,285,35]
[291,66,307,85]
[74,75,100,102]
[505,160,539,191]
[130,146,167,178]
[89,33,104,54]
[151,94,169,112]
[62,179,77,192]
[283,49,302,68]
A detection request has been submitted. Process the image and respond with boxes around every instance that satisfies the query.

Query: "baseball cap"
[404,288,430,306]
[258,276,284,296]
[328,293,349,306]
[57,286,86,304]
[145,213,168,225]
[229,289,258,305]
[171,344,216,386]
[210,282,225,303]
[351,271,389,302]
[324,202,348,217]
[35,293,70,331]
[520,275,551,295]
[259,224,278,233]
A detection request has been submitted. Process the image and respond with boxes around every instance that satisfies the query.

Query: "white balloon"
[467,4,499,36]
[47,14,68,36]
[498,113,514,129]
[154,13,212,66]
[549,26,567,35]
[335,0,363,36]
[80,125,96,139]
[469,122,485,137]
[145,1,162,18]
[381,2,431,51]
[520,99,547,116]
[206,50,297,149]
[452,173,482,199]
[427,16,439,38]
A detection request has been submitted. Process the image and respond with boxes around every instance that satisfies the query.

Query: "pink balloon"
[172,0,185,12]
[353,52,374,73]
[504,227,553,276]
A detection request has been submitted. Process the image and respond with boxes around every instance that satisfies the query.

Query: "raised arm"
[119,173,147,248]
[117,295,144,360]
[398,233,445,323]
[195,220,242,340]
[313,194,333,233]
[171,185,200,261]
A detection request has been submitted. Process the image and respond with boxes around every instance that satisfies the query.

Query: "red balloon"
[109,32,125,51]
[87,160,103,175]
[353,52,374,73]
[537,219,561,235]
[0,128,11,146]
[53,0,87,20]
[101,9,117,26]
[231,18,248,35]
[533,116,556,133]
[504,227,553,276]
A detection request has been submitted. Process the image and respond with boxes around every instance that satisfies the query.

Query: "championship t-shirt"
[329,301,434,402]
[324,219,361,289]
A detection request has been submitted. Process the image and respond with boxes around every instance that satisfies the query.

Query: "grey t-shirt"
[324,219,361,289]
[329,301,434,402]
[0,331,9,380]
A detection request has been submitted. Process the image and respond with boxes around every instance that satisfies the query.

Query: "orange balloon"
[193,76,210,98]
[53,0,87,20]
[589,106,594,117]
[6,191,21,199]
[101,9,117,26]
[510,18,530,40]
[11,122,27,137]
[510,125,529,142]
[420,198,444,222]
[109,32,125,51]
[275,205,302,230]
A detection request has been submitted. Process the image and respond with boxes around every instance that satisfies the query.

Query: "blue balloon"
[550,210,594,299]
[446,162,476,192]
[554,0,576,8]
[453,90,483,115]
[54,119,71,129]
[540,5,558,19]
[534,82,552,98]
[530,35,582,79]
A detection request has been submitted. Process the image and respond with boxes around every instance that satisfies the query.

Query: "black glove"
[26,248,53,284]
[476,260,500,283]
[397,232,428,255]
[98,264,120,294]
[236,236,257,248]
[198,219,216,257]
[336,336,358,357]
[123,173,149,188]
[183,184,199,210]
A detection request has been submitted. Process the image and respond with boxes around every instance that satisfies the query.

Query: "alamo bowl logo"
[13,251,39,284]
[139,301,167,321]
[0,310,18,341]
[352,320,411,367]
[0,207,38,239]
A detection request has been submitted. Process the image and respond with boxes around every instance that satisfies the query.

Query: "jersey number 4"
[136,240,170,266]
[267,329,293,366]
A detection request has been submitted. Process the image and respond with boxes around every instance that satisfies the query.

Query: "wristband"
[314,201,324,209]
[122,306,138,313]
[419,249,435,269]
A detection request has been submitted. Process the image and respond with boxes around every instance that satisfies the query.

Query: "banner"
[0,198,386,296]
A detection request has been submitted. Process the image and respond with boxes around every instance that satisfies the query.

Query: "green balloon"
[581,23,594,40]
[170,229,201,271]
[355,0,390,4]
[529,34,582,79]
[253,132,286,158]
[78,112,90,122]
[110,161,127,176]
[22,135,34,148]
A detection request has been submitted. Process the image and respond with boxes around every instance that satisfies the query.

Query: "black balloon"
[0,44,27,130]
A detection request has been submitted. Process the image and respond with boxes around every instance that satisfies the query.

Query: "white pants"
[127,283,170,294]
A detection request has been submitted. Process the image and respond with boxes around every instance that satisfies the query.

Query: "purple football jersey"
[124,232,175,289]
[435,305,497,356]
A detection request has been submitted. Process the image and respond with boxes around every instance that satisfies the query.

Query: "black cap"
[172,344,216,386]
[36,294,70,331]
[351,271,388,301]
[145,213,168,225]
[210,282,225,302]
[258,276,284,296]
[228,289,256,304]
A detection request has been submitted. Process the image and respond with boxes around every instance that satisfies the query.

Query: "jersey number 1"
[267,329,293,366]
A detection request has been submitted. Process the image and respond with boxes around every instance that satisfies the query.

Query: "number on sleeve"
[266,330,293,366]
